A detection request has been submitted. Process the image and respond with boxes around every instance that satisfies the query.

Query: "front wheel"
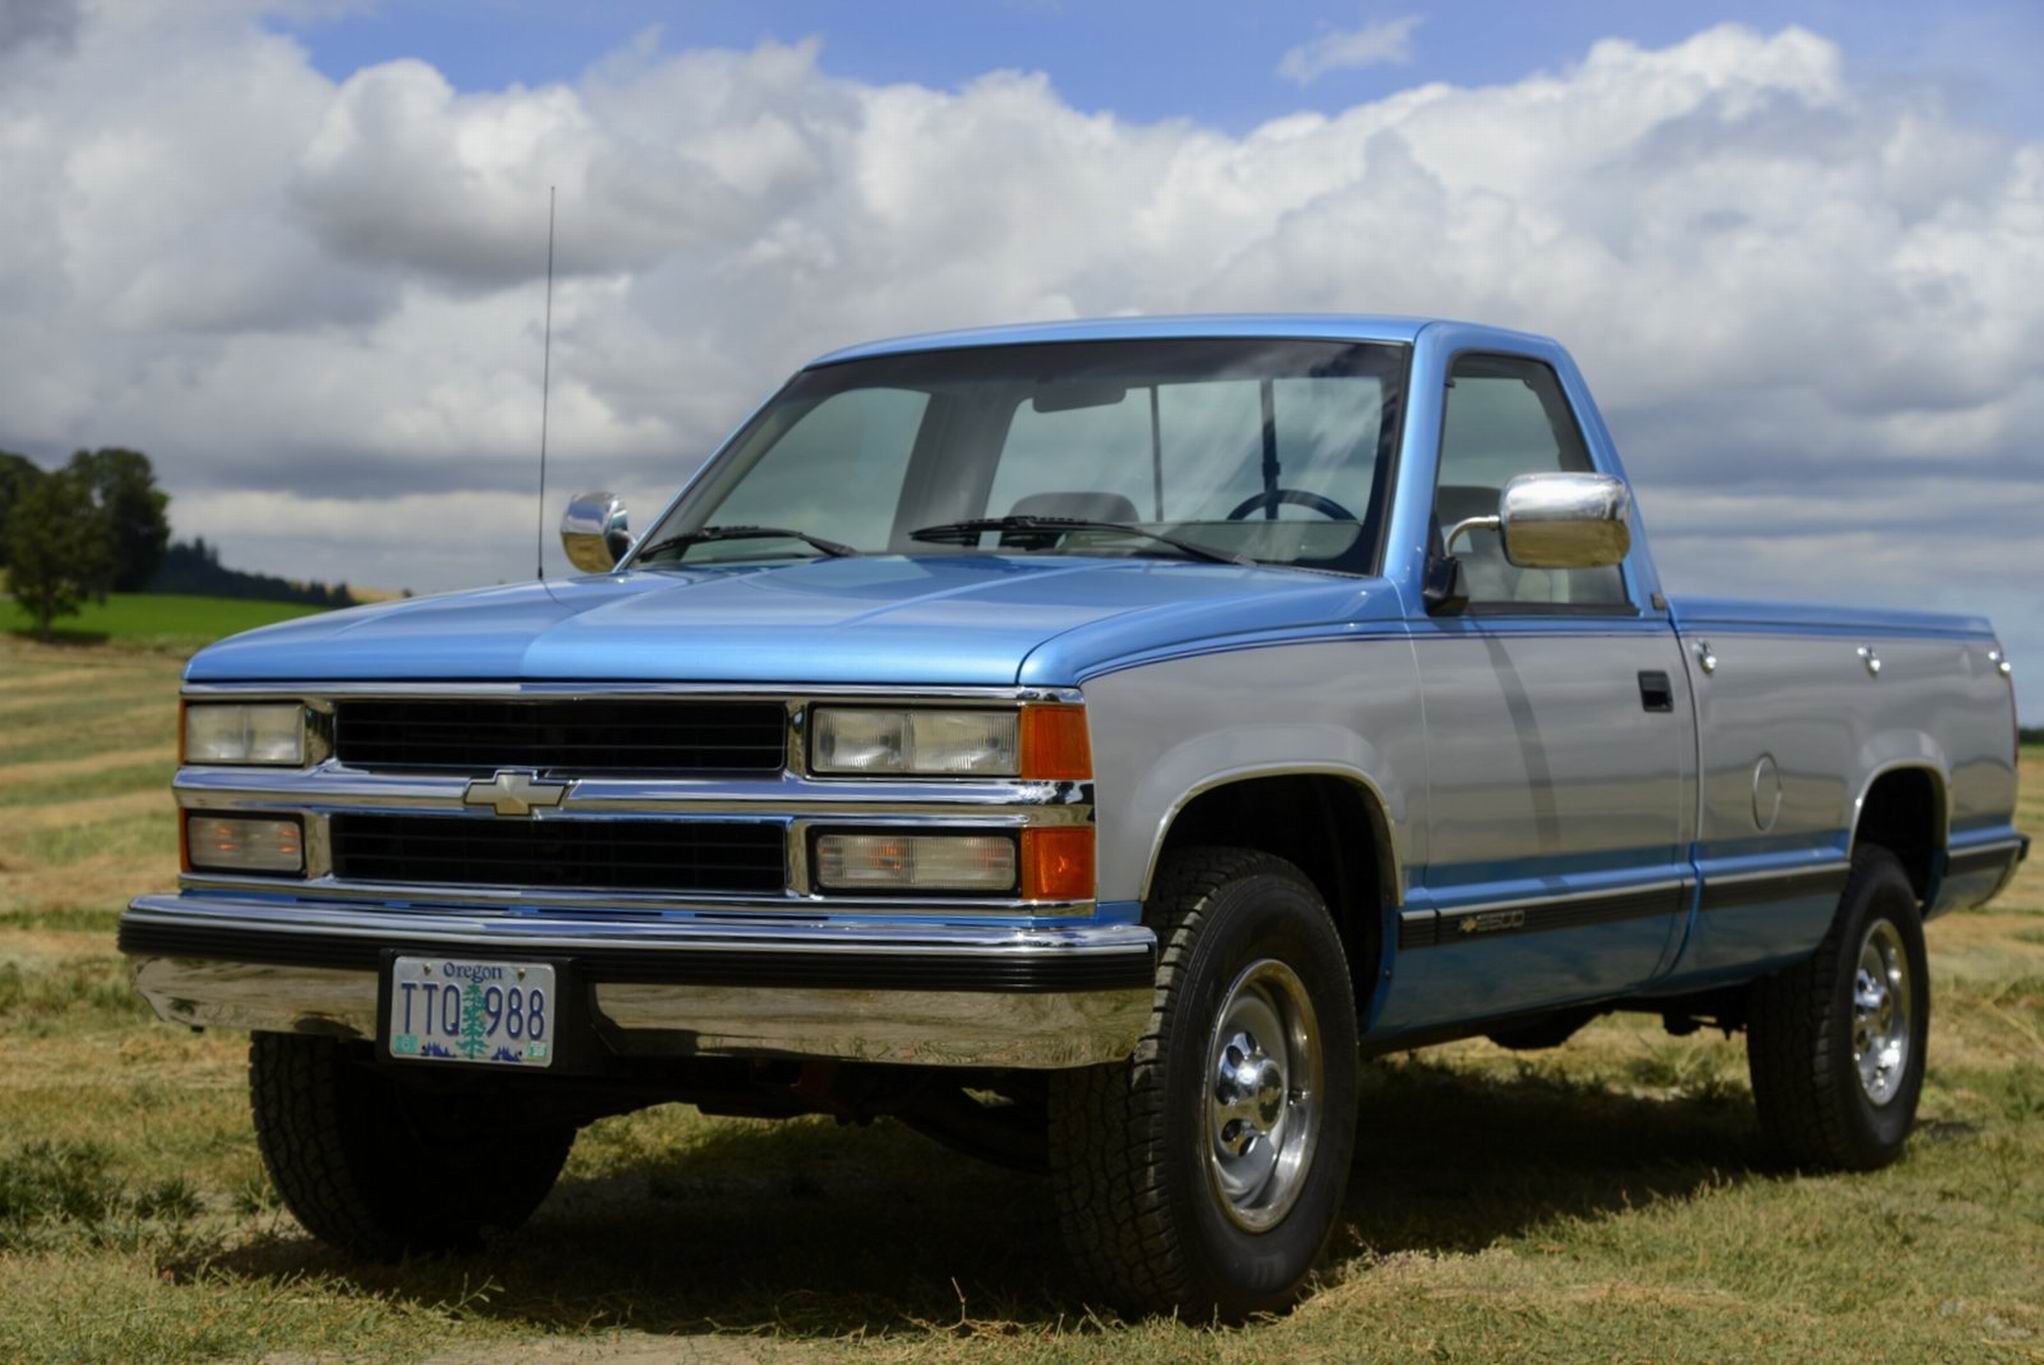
[249,1033,575,1259]
[1048,848,1359,1319]
[1746,846,1930,1171]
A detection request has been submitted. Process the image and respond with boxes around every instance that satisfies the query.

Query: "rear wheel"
[249,1033,574,1259]
[1048,848,1359,1319]
[1746,846,1929,1170]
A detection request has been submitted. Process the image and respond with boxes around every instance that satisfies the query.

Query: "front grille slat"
[331,815,786,894]
[333,700,787,775]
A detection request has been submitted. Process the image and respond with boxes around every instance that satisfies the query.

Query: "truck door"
[1380,353,1697,1033]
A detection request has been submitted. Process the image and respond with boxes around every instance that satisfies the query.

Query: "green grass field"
[1,592,325,650]
[0,634,2038,1362]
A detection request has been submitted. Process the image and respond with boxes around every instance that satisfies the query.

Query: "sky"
[1,0,2041,716]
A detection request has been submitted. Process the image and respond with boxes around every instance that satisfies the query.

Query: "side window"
[1433,356,1627,609]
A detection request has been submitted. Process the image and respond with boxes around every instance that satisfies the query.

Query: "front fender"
[1077,639,1426,906]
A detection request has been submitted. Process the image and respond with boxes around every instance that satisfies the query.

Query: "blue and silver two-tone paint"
[118,314,2025,1311]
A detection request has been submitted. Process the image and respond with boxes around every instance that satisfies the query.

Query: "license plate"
[386,957,556,1068]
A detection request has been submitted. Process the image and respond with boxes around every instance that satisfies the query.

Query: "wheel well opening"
[1157,774,1386,1006]
[1855,767,1942,901]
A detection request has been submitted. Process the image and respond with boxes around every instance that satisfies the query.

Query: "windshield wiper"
[635,524,860,563]
[908,515,1250,566]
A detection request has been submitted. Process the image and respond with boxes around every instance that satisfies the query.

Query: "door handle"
[1638,670,1674,713]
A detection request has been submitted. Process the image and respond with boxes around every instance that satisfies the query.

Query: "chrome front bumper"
[121,894,1156,1070]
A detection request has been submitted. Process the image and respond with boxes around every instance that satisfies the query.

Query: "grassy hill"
[1,592,328,651]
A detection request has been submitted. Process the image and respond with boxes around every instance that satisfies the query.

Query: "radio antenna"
[534,185,556,581]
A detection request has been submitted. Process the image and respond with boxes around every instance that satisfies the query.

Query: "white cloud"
[0,13,2041,713]
[1276,13,1421,86]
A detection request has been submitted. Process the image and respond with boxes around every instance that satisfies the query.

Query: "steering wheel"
[1225,488,1357,522]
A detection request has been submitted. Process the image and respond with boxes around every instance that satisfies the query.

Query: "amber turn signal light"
[1021,827,1095,901]
[1020,704,1091,781]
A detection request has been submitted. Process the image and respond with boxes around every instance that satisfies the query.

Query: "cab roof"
[806,313,1547,367]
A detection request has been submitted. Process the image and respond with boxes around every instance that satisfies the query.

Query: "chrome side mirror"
[560,492,632,573]
[1445,472,1631,570]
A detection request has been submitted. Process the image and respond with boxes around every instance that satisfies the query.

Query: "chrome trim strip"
[1945,837,2025,862]
[1398,877,1692,950]
[125,896,1150,956]
[181,681,1086,703]
[304,814,334,880]
[786,814,811,896]
[171,873,1093,918]
[1698,862,1852,888]
[171,767,1094,818]
[1429,875,1692,914]
[786,701,810,779]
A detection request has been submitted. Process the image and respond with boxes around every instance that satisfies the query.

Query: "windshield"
[632,338,1407,574]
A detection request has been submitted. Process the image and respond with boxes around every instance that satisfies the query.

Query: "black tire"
[1047,848,1359,1320]
[1746,845,1930,1171]
[249,1033,575,1259]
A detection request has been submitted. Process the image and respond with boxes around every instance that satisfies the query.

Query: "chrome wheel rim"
[1852,920,1912,1106]
[1204,959,1322,1232]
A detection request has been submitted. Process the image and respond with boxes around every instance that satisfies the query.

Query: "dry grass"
[0,634,2038,1363]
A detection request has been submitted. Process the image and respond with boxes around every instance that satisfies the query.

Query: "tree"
[0,452,41,575]
[150,537,358,608]
[457,982,491,1061]
[66,448,170,591]
[4,467,114,638]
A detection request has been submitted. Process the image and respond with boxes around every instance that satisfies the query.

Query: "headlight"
[183,703,306,766]
[814,832,1018,892]
[811,708,1019,776]
[184,814,304,875]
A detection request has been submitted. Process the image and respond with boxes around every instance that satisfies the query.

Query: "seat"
[1434,484,1629,607]
[1007,491,1143,523]
[1435,484,1543,602]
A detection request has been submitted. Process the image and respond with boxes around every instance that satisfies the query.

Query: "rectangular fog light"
[185,814,305,875]
[183,703,306,766]
[813,832,1017,893]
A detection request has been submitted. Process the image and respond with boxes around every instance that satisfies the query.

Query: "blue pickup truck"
[122,316,2025,1317]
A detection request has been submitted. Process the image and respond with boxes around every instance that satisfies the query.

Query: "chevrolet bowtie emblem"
[461,769,571,817]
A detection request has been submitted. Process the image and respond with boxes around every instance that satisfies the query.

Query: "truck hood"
[186,555,1402,687]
